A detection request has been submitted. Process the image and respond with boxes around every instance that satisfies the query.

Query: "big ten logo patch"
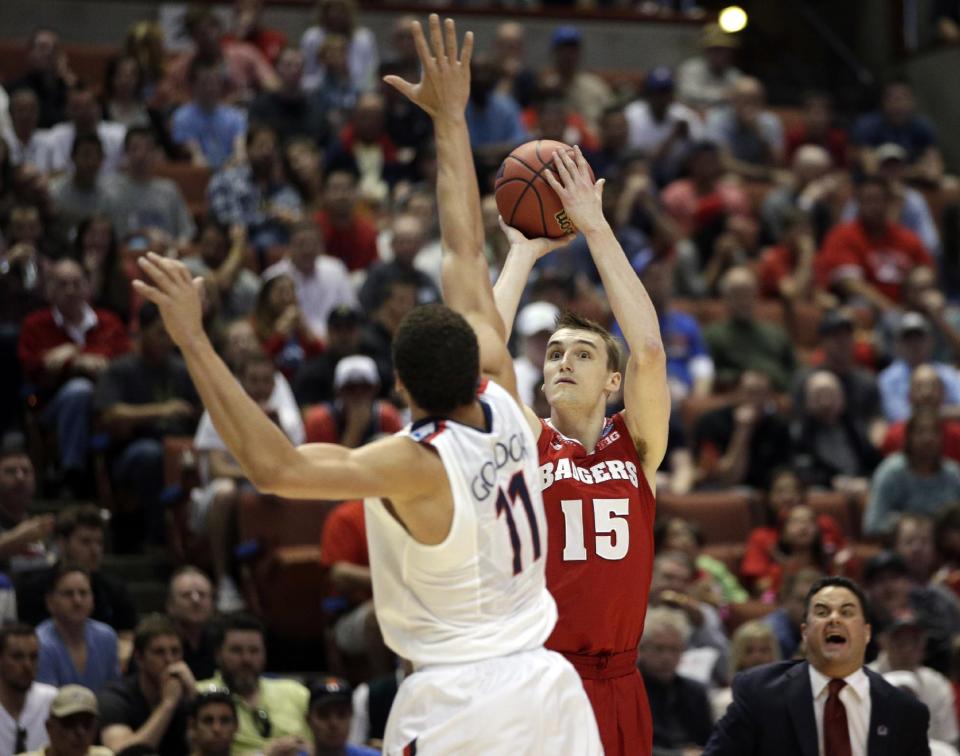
[555,209,577,235]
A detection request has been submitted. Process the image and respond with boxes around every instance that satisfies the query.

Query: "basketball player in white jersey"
[130,17,601,755]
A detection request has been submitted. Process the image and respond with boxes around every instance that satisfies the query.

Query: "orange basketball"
[494,140,595,239]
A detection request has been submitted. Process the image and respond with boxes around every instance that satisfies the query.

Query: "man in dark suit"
[705,575,930,756]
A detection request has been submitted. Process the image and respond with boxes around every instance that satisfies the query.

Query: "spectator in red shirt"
[18,259,130,493]
[784,91,849,168]
[304,354,402,447]
[756,208,819,302]
[313,166,379,272]
[882,364,960,463]
[319,499,392,676]
[251,274,324,379]
[815,175,934,311]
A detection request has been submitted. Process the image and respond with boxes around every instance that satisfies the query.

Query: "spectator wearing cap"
[192,350,304,612]
[318,501,393,680]
[18,259,131,497]
[206,124,303,260]
[863,551,960,677]
[677,23,743,109]
[624,66,703,185]
[841,143,940,257]
[198,614,312,754]
[882,365,960,463]
[36,565,119,693]
[304,355,402,447]
[187,688,236,756]
[853,79,943,184]
[543,26,613,131]
[864,405,960,537]
[513,301,559,408]
[879,265,960,366]
[358,214,440,313]
[293,306,364,406]
[784,90,849,168]
[18,684,111,756]
[93,302,200,547]
[307,677,378,756]
[262,221,357,341]
[705,76,785,178]
[871,612,959,746]
[98,614,194,756]
[0,624,57,755]
[791,309,885,443]
[879,312,960,422]
[816,176,934,312]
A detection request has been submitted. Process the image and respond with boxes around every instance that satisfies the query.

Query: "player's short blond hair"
[553,311,622,373]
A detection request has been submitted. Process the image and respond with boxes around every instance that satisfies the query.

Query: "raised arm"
[132,253,435,502]
[383,16,522,401]
[545,147,670,480]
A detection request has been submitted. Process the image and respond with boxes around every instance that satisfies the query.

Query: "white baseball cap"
[334,355,380,390]
[516,301,560,338]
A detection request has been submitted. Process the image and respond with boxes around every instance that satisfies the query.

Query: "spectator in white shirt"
[677,23,744,109]
[0,624,58,755]
[3,88,49,168]
[262,221,357,340]
[35,84,125,177]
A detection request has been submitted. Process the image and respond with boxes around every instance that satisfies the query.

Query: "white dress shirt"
[809,665,871,756]
[0,681,57,752]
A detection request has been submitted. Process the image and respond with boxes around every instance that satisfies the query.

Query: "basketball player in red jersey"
[386,15,668,754]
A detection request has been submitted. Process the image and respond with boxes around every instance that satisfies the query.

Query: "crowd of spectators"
[2,1,960,753]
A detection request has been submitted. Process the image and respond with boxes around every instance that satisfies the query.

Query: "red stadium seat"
[658,490,762,545]
[153,162,212,220]
[806,490,858,541]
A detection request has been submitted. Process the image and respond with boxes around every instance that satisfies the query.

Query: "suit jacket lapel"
[784,661,819,756]
[865,669,891,756]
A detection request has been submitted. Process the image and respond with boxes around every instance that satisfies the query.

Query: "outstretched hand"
[543,146,607,235]
[382,14,474,121]
[498,216,574,261]
[132,252,205,350]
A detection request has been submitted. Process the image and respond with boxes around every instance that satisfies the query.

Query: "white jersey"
[365,379,557,668]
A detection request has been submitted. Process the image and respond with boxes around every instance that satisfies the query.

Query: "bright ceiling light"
[718,6,748,34]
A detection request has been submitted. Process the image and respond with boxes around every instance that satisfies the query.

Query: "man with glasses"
[197,613,311,753]
[16,684,111,756]
[0,625,57,754]
[188,689,237,756]
[98,614,195,755]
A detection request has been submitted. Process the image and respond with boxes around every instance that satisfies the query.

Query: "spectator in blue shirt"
[36,564,119,694]
[464,55,526,176]
[853,79,943,183]
[207,123,302,258]
[171,59,247,170]
[306,677,379,756]
[879,312,960,422]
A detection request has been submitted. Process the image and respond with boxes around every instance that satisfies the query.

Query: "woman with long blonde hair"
[710,620,781,721]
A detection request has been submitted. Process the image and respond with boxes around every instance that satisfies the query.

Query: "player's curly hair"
[393,304,479,415]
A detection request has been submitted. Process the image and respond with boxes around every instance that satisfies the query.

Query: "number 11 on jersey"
[496,472,542,575]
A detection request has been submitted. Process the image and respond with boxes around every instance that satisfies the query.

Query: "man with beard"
[197,614,311,753]
[97,615,195,756]
[0,625,56,754]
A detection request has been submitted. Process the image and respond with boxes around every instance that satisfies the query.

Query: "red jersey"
[538,412,656,655]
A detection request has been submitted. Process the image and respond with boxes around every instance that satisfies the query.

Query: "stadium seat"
[0,40,118,94]
[236,491,338,639]
[658,490,762,545]
[153,162,212,219]
[723,598,776,635]
[806,490,858,541]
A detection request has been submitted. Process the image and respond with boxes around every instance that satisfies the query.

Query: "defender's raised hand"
[543,146,607,235]
[498,216,575,261]
[382,14,474,121]
[132,253,205,350]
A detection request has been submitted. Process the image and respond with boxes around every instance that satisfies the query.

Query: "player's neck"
[445,400,488,432]
[549,405,607,453]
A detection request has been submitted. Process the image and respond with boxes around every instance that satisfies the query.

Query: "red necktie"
[824,678,852,756]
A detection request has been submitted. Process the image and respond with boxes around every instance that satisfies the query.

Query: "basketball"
[494,140,595,239]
